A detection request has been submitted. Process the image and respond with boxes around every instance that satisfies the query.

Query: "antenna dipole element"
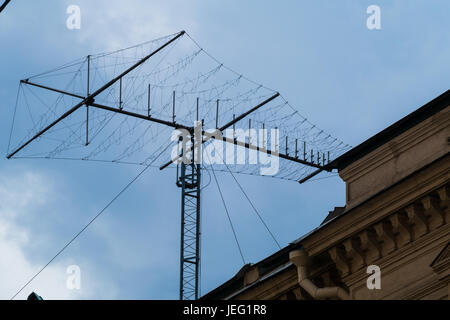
[148,84,151,117]
[173,91,177,123]
[86,55,90,146]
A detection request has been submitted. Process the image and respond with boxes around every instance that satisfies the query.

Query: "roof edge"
[326,89,450,171]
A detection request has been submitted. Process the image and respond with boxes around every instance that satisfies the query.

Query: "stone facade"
[203,90,450,300]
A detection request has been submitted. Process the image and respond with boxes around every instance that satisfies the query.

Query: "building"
[202,90,450,300]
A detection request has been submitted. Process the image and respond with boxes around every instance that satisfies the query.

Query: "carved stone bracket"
[359,228,382,264]
[405,203,429,239]
[374,220,397,255]
[422,194,445,228]
[328,246,351,277]
[437,185,450,214]
[343,238,365,272]
[389,212,413,247]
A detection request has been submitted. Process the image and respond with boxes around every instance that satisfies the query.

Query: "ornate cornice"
[326,184,449,281]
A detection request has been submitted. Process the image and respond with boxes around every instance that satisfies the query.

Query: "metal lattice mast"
[177,151,201,300]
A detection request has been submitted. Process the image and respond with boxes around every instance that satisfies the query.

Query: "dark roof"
[320,207,345,225]
[326,89,450,171]
[200,264,251,300]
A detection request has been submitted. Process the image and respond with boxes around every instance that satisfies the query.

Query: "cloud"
[0,169,118,300]
[71,0,200,51]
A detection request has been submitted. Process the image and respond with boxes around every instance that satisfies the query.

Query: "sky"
[0,0,449,299]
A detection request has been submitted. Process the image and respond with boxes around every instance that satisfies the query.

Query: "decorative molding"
[431,243,450,278]
[305,156,449,256]
[344,226,449,293]
[326,184,449,278]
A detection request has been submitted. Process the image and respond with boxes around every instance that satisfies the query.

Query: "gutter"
[289,249,351,300]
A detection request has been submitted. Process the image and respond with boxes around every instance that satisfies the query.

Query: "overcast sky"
[0,0,449,299]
